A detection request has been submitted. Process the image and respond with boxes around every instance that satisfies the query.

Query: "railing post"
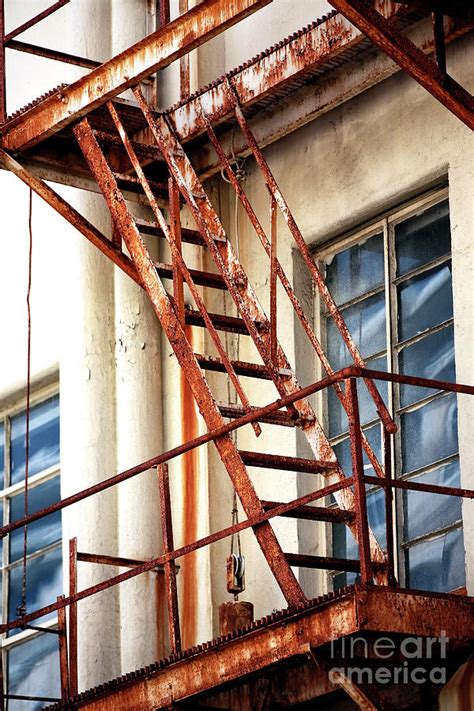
[57,595,70,702]
[0,642,4,710]
[68,537,78,697]
[383,427,397,586]
[0,0,6,123]
[157,463,182,655]
[346,377,373,586]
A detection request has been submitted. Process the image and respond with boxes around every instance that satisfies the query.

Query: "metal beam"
[45,587,474,709]
[328,0,474,129]
[0,0,271,151]
[168,3,403,144]
[191,15,472,179]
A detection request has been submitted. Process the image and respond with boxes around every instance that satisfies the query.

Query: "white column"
[60,191,121,689]
[449,134,474,595]
[60,0,121,691]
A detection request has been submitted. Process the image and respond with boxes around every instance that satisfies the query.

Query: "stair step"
[261,501,355,524]
[155,263,227,290]
[196,354,291,380]
[285,553,385,573]
[217,403,294,428]
[136,217,204,246]
[239,450,337,474]
[185,308,264,335]
[113,172,168,198]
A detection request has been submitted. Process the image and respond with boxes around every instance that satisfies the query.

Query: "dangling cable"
[229,490,242,601]
[19,188,33,618]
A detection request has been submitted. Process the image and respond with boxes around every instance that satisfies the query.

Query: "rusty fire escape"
[0,0,473,708]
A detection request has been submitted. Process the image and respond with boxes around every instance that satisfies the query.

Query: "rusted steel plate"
[328,0,474,129]
[192,15,472,180]
[169,3,404,142]
[44,587,474,709]
[54,593,358,709]
[356,588,474,641]
[0,0,271,150]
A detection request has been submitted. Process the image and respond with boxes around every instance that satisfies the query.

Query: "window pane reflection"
[8,547,62,634]
[401,393,458,474]
[333,489,386,561]
[403,460,461,542]
[395,200,450,277]
[327,291,386,370]
[326,233,384,306]
[399,325,455,407]
[406,527,465,592]
[398,263,453,342]
[11,396,60,485]
[8,633,60,708]
[10,477,61,561]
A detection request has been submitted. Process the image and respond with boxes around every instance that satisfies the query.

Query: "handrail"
[1,367,472,539]
[1,367,473,634]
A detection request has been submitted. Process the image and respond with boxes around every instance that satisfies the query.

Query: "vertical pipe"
[383,428,397,586]
[157,463,182,655]
[57,595,70,702]
[169,177,185,326]
[270,193,277,366]
[432,12,447,77]
[68,538,78,697]
[346,378,373,586]
[0,0,6,123]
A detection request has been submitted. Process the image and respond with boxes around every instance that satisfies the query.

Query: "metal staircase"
[72,82,394,609]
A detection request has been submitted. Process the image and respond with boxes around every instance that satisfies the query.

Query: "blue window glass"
[328,356,388,438]
[326,232,384,306]
[327,291,386,370]
[406,527,465,592]
[8,633,61,708]
[397,262,453,342]
[403,460,461,542]
[10,476,61,561]
[10,395,60,485]
[399,325,455,407]
[400,392,458,474]
[8,547,62,634]
[395,200,450,277]
[333,424,382,480]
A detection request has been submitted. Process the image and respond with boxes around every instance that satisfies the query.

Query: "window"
[318,191,464,593]
[0,389,62,707]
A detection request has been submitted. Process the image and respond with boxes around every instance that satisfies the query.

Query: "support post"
[157,463,181,655]
[169,177,185,326]
[346,378,373,586]
[0,0,6,123]
[432,11,447,76]
[68,537,78,697]
[57,595,70,702]
[270,193,277,367]
[383,427,397,586]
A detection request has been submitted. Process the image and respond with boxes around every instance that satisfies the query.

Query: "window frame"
[315,187,463,589]
[0,379,61,697]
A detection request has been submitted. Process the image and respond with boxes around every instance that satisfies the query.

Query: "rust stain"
[179,323,199,649]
